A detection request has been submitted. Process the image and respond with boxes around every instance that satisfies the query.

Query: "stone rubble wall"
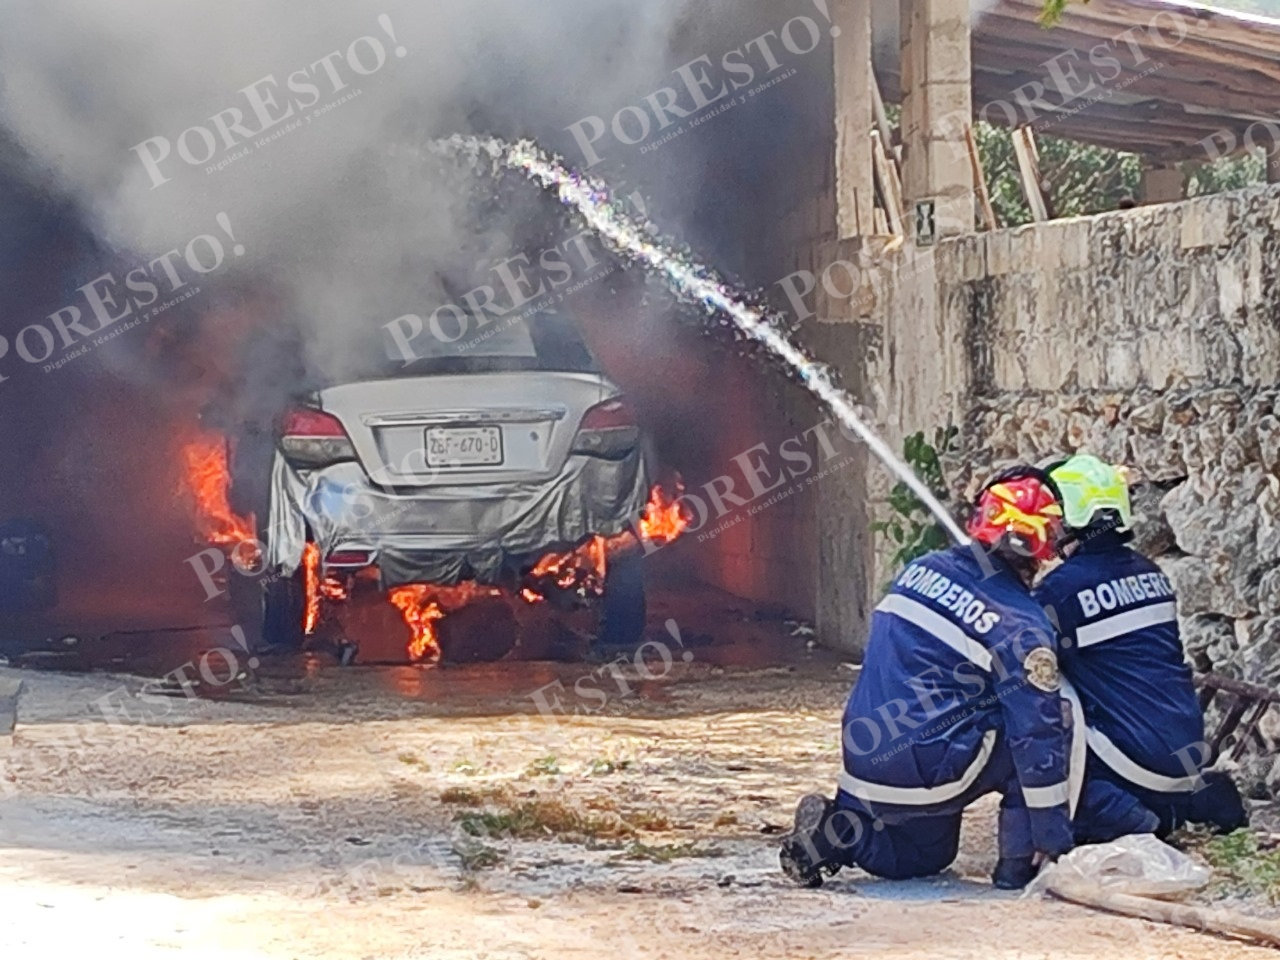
[960,387,1280,687]
[839,183,1280,691]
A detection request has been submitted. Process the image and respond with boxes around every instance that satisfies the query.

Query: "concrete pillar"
[1140,162,1185,204]
[835,0,874,239]
[899,0,974,240]
[807,265,874,654]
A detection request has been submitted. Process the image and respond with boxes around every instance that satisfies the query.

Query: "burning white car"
[255,306,656,654]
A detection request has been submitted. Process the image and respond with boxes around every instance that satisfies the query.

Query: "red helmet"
[967,468,1064,562]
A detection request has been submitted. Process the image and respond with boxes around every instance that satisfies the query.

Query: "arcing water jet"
[435,134,970,546]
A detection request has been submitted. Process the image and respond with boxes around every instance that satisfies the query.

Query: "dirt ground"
[0,646,1275,960]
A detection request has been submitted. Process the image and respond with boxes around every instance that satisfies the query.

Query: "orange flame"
[303,543,321,635]
[637,480,690,546]
[179,431,260,570]
[301,546,352,636]
[321,577,349,601]
[530,534,608,593]
[391,481,693,653]
[389,582,503,662]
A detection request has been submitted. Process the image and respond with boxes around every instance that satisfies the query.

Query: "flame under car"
[245,307,654,658]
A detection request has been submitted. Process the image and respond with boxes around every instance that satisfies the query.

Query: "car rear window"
[368,307,599,378]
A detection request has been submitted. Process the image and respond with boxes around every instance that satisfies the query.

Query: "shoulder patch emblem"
[1024,647,1061,693]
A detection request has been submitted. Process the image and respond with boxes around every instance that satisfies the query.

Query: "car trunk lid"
[318,372,611,488]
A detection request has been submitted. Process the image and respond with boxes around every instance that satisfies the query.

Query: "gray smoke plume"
[0,0,730,386]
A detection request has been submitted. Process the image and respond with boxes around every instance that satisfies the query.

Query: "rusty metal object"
[1195,673,1280,763]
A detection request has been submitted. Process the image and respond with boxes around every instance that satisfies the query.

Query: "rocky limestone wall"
[949,185,1280,687]
[825,183,1280,682]
[960,387,1280,687]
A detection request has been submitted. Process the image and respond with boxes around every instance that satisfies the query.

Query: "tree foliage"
[973,122,1264,229]
[1041,0,1280,25]
[871,427,958,571]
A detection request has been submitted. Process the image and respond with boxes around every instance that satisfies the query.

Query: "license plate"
[425,425,503,467]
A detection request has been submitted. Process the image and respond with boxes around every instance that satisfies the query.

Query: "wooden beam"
[970,34,1280,122]
[980,9,1280,107]
[970,71,1258,143]
[1048,879,1280,950]
[871,131,906,237]
[871,66,901,164]
[964,123,998,231]
[1011,126,1050,221]
[1000,0,1280,87]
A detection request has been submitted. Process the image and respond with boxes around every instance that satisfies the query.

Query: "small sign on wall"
[915,199,936,247]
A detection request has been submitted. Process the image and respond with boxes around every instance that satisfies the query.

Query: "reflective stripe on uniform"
[875,594,994,671]
[1086,726,1202,793]
[1022,780,1070,809]
[1076,601,1177,649]
[837,730,998,806]
[1060,677,1088,817]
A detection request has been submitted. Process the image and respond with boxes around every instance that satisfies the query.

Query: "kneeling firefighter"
[1036,454,1246,841]
[780,467,1075,890]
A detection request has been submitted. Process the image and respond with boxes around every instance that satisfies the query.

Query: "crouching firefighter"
[780,467,1075,890]
[1036,454,1247,842]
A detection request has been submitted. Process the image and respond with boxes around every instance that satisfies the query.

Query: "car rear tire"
[599,550,646,649]
[262,566,307,651]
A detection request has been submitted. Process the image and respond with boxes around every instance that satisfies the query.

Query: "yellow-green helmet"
[1049,454,1132,532]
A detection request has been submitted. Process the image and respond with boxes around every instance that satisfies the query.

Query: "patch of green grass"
[397,752,430,770]
[1198,829,1280,903]
[587,757,632,776]
[452,839,505,871]
[609,840,725,863]
[440,785,512,806]
[455,798,635,842]
[525,755,561,777]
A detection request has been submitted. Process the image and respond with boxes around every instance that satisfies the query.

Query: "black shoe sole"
[779,794,838,887]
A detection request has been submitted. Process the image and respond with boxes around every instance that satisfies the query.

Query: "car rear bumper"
[265,449,650,586]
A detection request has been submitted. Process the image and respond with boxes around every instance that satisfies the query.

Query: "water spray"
[435,135,970,547]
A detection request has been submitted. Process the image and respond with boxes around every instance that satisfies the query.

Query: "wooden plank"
[964,123,998,231]
[1011,126,1050,221]
[871,66,901,165]
[969,35,1280,122]
[970,72,1261,139]
[1000,0,1280,85]
[871,131,905,237]
[980,9,1280,105]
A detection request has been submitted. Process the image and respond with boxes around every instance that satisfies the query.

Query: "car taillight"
[326,549,376,568]
[279,408,357,468]
[571,397,640,459]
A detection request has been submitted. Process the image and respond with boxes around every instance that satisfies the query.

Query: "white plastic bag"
[1026,835,1212,901]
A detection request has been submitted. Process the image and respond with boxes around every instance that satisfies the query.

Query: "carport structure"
[838,0,1280,241]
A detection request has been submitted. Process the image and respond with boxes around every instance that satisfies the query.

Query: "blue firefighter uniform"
[1034,531,1225,840]
[826,544,1075,879]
